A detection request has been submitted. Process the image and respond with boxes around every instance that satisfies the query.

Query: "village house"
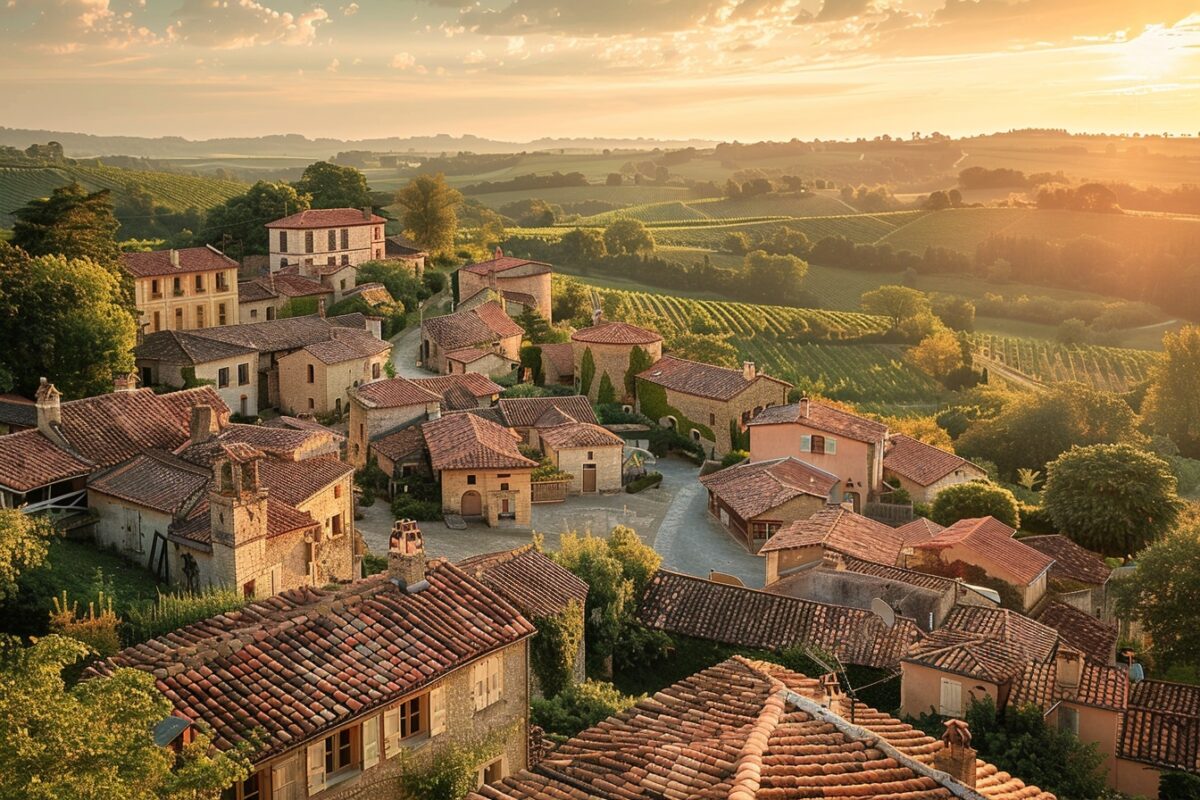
[1022,533,1113,616]
[570,320,663,404]
[759,506,906,584]
[267,207,387,272]
[537,342,575,387]
[413,374,503,412]
[134,330,259,417]
[747,397,887,511]
[457,253,553,322]
[470,656,1055,800]
[884,434,988,504]
[458,545,589,694]
[0,394,35,434]
[369,426,429,487]
[698,457,839,552]
[1034,599,1119,663]
[895,516,947,546]
[122,246,239,333]
[1116,679,1200,798]
[496,395,597,445]
[383,234,427,276]
[92,524,534,800]
[636,356,790,457]
[420,301,523,377]
[422,412,537,527]
[275,328,391,417]
[531,407,625,494]
[907,516,1055,611]
[237,271,332,324]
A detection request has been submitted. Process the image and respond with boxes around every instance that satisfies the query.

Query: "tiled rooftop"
[534,411,624,450]
[166,313,368,355]
[570,320,662,345]
[699,457,838,522]
[1011,656,1128,712]
[422,412,538,471]
[1034,600,1117,663]
[237,272,331,302]
[748,398,889,443]
[637,355,790,401]
[497,395,597,428]
[135,330,258,365]
[121,246,237,278]
[915,517,1055,586]
[759,506,905,566]
[1021,535,1112,586]
[895,516,946,546]
[904,606,1059,684]
[1121,679,1200,772]
[537,342,574,376]
[422,301,524,350]
[459,255,552,276]
[885,434,982,486]
[265,208,385,228]
[352,377,443,409]
[458,546,588,619]
[300,328,390,365]
[88,450,211,515]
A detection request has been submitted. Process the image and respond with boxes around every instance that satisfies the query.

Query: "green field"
[969,333,1161,392]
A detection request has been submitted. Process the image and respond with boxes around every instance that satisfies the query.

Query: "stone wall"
[348,396,437,469]
[572,341,661,404]
[641,377,789,457]
[888,464,988,505]
[550,444,623,493]
[269,222,385,272]
[278,349,390,417]
[440,468,532,527]
[459,265,552,322]
[89,492,171,568]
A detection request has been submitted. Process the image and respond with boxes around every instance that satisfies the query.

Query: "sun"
[1118,24,1187,81]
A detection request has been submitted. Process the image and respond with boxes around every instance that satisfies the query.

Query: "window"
[173,276,183,296]
[238,363,250,386]
[1059,706,1079,736]
[196,305,205,328]
[383,691,436,758]
[811,434,825,455]
[151,278,160,297]
[690,429,702,442]
[478,758,505,788]
[250,309,258,320]
[473,654,504,710]
[195,274,204,292]
[340,278,347,290]
[375,249,382,259]
[341,254,350,265]
[308,398,315,410]
[327,256,337,267]
[174,307,184,329]
[500,483,509,491]
[304,258,313,267]
[374,226,382,239]
[266,307,275,321]
[218,367,230,388]
[938,678,962,717]
[497,474,511,478]
[398,696,423,738]
[372,362,381,379]
[279,231,288,252]
[328,229,337,250]
[467,475,477,485]
[587,451,594,460]
[307,364,315,383]
[751,521,781,540]
[152,311,161,332]
[826,438,837,454]
[334,484,343,499]
[340,229,349,249]
[217,272,228,291]
[218,303,227,326]
[332,513,343,535]
[242,580,255,599]
[240,395,248,416]
[271,755,302,800]
[305,230,314,253]
[324,728,354,774]
[220,772,264,800]
[709,412,716,425]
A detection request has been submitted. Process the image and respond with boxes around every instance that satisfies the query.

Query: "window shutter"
[383,706,400,757]
[472,662,485,711]
[800,435,811,453]
[826,438,837,455]
[939,678,962,717]
[430,685,447,736]
[306,740,326,796]
[272,755,298,800]
[490,655,504,704]
[362,714,380,770]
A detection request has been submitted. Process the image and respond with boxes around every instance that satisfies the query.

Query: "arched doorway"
[461,490,483,517]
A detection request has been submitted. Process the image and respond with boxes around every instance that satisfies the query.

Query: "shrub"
[530,680,643,739]
[720,450,749,468]
[124,586,247,644]
[391,496,442,521]
[625,472,663,494]
[362,553,387,577]
[48,590,122,658]
[931,481,1020,528]
[396,731,508,800]
[1018,503,1058,534]
[530,600,584,698]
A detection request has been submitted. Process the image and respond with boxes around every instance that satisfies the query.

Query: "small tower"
[388,519,427,592]
[209,443,269,594]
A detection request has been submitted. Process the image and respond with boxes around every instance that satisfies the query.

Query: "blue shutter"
[800,435,811,453]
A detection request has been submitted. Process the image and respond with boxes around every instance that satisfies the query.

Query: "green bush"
[931,481,1020,528]
[362,553,387,577]
[124,587,246,644]
[1018,503,1057,533]
[391,496,442,521]
[625,472,663,493]
[1161,772,1200,800]
[721,450,749,468]
[530,680,643,739]
[531,601,584,698]
[396,732,506,800]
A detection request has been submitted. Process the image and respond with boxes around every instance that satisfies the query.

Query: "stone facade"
[440,468,532,527]
[573,341,661,404]
[424,331,522,376]
[639,377,789,458]
[277,346,391,417]
[137,351,259,419]
[269,214,386,272]
[887,463,989,505]
[708,492,826,553]
[131,262,239,333]
[347,397,440,469]
[458,263,552,322]
[89,492,172,566]
[546,444,623,494]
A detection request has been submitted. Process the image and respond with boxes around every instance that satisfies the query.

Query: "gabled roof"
[497,395,597,428]
[168,497,318,550]
[0,395,36,429]
[297,328,390,365]
[121,246,237,278]
[1021,534,1111,586]
[458,545,588,619]
[570,320,661,345]
[370,426,426,464]
[352,377,443,409]
[818,552,960,594]
[538,342,574,376]
[421,301,524,350]
[1121,680,1200,772]
[1034,600,1118,663]
[342,282,394,306]
[904,606,1059,684]
[895,516,946,546]
[699,457,837,522]
[1011,656,1128,711]
[136,330,258,365]
[166,313,367,355]
[90,561,535,761]
[535,417,624,450]
[409,374,502,411]
[760,506,904,566]
[266,207,385,228]
[915,517,1055,586]
[639,570,921,670]
[444,346,493,364]
[884,434,983,486]
[637,355,790,401]
[385,234,427,258]
[459,255,552,276]
[748,399,888,443]
[237,272,331,303]
[88,450,211,515]
[422,412,537,471]
[175,423,332,465]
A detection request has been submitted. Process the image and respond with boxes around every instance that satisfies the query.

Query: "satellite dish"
[870,597,897,630]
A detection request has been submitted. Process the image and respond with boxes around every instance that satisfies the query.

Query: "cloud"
[327,57,339,71]
[342,2,358,15]
[456,0,730,36]
[463,48,486,64]
[16,0,157,52]
[390,51,416,69]
[167,0,330,49]
[816,0,873,22]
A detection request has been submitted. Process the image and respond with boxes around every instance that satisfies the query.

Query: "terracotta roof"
[760,506,904,566]
[175,424,330,466]
[422,301,523,350]
[497,395,597,428]
[261,415,345,441]
[699,457,837,521]
[90,561,535,761]
[460,256,552,276]
[460,286,538,309]
[0,386,228,492]
[352,377,442,409]
[1011,655,1128,712]
[458,545,588,619]
[637,355,790,401]
[445,346,492,364]
[904,606,1058,683]
[1034,601,1118,663]
[1121,680,1200,772]
[342,282,394,306]
[171,313,368,355]
[469,656,1054,800]
[885,434,982,486]
[256,457,353,507]
[237,273,331,303]
[639,570,921,670]
[370,426,426,464]
[915,517,1055,586]
[1021,535,1111,586]
[422,412,537,471]
[265,208,385,229]
[169,498,318,549]
[570,320,661,345]
[299,328,390,365]
[535,417,624,450]
[136,330,258,365]
[407,374,501,412]
[748,399,888,443]
[895,516,946,546]
[537,343,573,376]
[88,450,211,515]
[385,235,427,258]
[0,397,35,429]
[830,553,960,594]
[121,246,237,278]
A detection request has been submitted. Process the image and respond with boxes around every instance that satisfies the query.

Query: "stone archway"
[461,490,483,517]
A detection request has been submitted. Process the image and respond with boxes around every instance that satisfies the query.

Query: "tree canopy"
[603,219,655,256]
[293,161,372,209]
[558,228,607,265]
[1114,525,1200,672]
[743,250,808,304]
[930,481,1021,528]
[11,182,121,269]
[202,181,311,256]
[860,285,931,330]
[1144,325,1200,458]
[909,327,964,379]
[0,510,56,603]
[394,174,462,255]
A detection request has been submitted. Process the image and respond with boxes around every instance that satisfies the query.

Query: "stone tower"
[209,443,269,596]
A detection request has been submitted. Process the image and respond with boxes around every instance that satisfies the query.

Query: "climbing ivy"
[729,419,750,452]
[530,600,585,698]
[624,346,654,401]
[636,379,715,443]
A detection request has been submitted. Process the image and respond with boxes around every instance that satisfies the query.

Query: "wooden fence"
[531,480,570,504]
[864,501,914,526]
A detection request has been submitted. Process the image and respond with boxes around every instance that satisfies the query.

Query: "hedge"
[625,472,663,494]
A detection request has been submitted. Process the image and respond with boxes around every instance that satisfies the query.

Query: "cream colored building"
[421,301,524,376]
[423,413,536,527]
[883,434,989,504]
[533,409,625,494]
[276,328,391,417]
[122,245,239,333]
[571,321,663,404]
[134,331,259,418]
[457,254,553,322]
[267,207,387,272]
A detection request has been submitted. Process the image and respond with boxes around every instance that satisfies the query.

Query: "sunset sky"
[2,0,1198,142]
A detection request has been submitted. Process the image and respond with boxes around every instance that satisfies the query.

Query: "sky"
[1,0,1198,142]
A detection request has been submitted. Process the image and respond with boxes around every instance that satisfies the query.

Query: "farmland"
[968,333,1161,392]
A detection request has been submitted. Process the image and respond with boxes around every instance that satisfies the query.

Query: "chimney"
[361,206,372,221]
[317,297,326,318]
[800,395,811,418]
[494,246,504,260]
[819,672,844,714]
[365,316,383,339]
[388,519,427,592]
[190,405,215,445]
[169,249,180,268]
[742,361,756,381]
[933,719,976,788]
[1055,647,1083,694]
[113,372,138,393]
[35,377,62,433]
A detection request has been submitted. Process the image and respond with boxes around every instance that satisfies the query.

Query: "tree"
[0,244,138,398]
[202,181,311,256]
[293,161,371,209]
[885,415,954,449]
[531,679,641,739]
[597,373,617,405]
[909,328,963,379]
[1056,318,1090,345]
[0,635,251,799]
[0,510,56,603]
[579,348,596,396]
[529,600,584,698]
[1144,325,1200,457]
[603,219,654,256]
[605,173,623,186]
[394,174,463,254]
[931,295,975,332]
[625,346,654,400]
[1114,526,1200,672]
[1043,444,1182,559]
[11,182,120,269]
[723,232,750,254]
[666,332,739,368]
[551,276,591,325]
[931,481,1020,528]
[558,228,606,265]
[498,198,556,228]
[860,285,931,330]
[743,250,808,304]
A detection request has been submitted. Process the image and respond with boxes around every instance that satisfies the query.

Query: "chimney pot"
[742,361,756,381]
[113,372,138,393]
[388,519,427,591]
[170,249,179,267]
[318,297,327,318]
[35,377,63,434]
[1055,647,1083,692]
[190,405,215,445]
[933,719,976,788]
[361,206,372,221]
[494,246,503,260]
[800,396,811,418]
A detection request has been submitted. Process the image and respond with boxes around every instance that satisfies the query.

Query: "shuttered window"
[430,685,447,736]
[362,714,380,770]
[939,678,962,717]
[473,654,504,711]
[271,754,302,800]
[305,740,326,795]
[800,435,812,452]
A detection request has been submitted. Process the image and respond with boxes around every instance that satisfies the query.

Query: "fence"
[531,480,570,504]
[863,501,914,526]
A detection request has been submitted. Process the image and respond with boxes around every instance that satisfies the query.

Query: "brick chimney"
[361,206,372,221]
[1055,646,1083,694]
[169,249,180,268]
[35,377,62,434]
[494,246,503,260]
[933,719,976,788]
[742,361,756,381]
[189,405,214,445]
[819,672,844,714]
[800,396,811,418]
[388,519,427,592]
[113,372,138,393]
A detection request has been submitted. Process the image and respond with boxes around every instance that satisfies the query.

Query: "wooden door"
[582,464,597,493]
[462,490,482,516]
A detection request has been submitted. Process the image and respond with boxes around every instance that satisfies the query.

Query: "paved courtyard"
[357,454,764,587]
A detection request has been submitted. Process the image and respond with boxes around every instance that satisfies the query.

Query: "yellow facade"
[137,268,239,333]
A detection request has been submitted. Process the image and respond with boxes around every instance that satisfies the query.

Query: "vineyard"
[969,333,1161,393]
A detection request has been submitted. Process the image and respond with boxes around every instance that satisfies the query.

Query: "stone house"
[384,234,427,276]
[91,525,535,800]
[636,356,790,457]
[122,246,240,334]
[346,378,444,469]
[237,272,332,324]
[883,434,988,504]
[758,506,906,584]
[446,347,518,378]
[496,395,598,447]
[421,301,524,377]
[276,328,391,417]
[411,374,503,413]
[570,321,663,404]
[134,330,259,418]
[698,457,839,552]
[908,516,1054,611]
[531,408,625,494]
[1022,534,1113,616]
[538,343,574,387]
[457,254,553,322]
[422,412,537,527]
[267,207,387,272]
[370,426,429,487]
[747,397,888,510]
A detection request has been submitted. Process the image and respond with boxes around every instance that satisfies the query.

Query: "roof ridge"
[726,685,790,800]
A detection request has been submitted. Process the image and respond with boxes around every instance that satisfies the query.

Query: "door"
[582,464,597,493]
[461,490,482,516]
